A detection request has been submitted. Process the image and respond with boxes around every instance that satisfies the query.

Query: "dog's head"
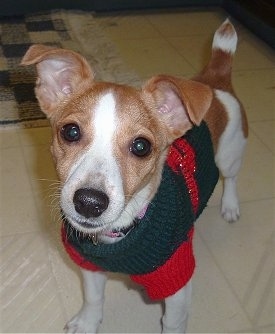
[21,45,212,235]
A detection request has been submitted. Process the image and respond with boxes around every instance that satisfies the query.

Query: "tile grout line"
[196,225,274,332]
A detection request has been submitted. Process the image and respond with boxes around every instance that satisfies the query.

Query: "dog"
[21,19,248,333]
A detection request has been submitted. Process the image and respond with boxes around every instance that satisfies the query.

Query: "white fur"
[65,269,192,334]
[108,183,152,231]
[214,89,247,221]
[65,270,107,333]
[212,19,237,54]
[61,92,125,233]
[162,280,192,333]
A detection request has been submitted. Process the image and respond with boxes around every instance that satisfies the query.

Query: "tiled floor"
[1,9,274,333]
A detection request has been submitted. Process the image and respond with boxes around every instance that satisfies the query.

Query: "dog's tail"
[212,18,237,57]
[197,19,238,89]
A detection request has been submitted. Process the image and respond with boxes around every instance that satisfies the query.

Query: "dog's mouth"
[62,214,138,245]
[62,205,148,245]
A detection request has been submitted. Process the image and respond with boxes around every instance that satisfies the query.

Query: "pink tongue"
[104,231,121,238]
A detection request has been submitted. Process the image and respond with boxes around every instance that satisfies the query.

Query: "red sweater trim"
[130,228,195,300]
[62,226,103,272]
[62,225,195,300]
[167,137,199,215]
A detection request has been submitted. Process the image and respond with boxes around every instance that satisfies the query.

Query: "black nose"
[73,188,109,218]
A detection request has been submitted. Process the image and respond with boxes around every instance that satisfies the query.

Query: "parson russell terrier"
[22,19,248,333]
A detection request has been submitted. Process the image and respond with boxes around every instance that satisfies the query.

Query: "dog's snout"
[73,188,109,218]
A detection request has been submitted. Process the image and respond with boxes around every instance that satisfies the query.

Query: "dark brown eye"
[61,123,81,142]
[130,137,151,157]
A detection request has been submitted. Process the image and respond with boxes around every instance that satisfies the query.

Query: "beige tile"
[96,14,162,40]
[21,144,58,195]
[234,35,275,71]
[168,35,212,72]
[0,128,20,149]
[258,324,275,333]
[233,69,275,122]
[46,228,83,321]
[208,131,274,209]
[145,11,225,37]
[238,131,274,201]
[34,187,61,236]
[250,121,275,154]
[0,233,66,332]
[206,178,224,209]
[114,38,195,77]
[0,147,44,235]
[188,232,253,332]
[0,194,45,236]
[196,199,274,329]
[17,126,52,147]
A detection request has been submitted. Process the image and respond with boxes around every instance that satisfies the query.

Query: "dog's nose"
[73,188,109,218]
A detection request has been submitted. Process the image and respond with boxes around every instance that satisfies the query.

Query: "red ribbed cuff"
[130,228,195,300]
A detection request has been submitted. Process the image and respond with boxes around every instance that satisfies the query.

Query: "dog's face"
[21,45,213,235]
[50,83,172,233]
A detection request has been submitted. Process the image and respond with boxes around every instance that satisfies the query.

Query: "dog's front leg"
[162,280,192,333]
[65,269,107,334]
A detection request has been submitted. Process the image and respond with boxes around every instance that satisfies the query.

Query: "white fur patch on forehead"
[61,91,125,227]
[65,91,117,182]
[93,92,116,147]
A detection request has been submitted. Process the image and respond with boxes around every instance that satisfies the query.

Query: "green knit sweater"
[63,121,219,276]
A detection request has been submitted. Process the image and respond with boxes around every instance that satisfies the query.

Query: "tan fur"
[20,20,247,222]
[193,46,248,141]
[111,86,169,201]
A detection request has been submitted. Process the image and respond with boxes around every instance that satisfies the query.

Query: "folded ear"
[143,75,213,142]
[21,44,94,117]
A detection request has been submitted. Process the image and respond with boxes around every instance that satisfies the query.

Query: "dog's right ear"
[21,44,94,117]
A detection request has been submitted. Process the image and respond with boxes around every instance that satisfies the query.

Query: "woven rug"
[0,10,140,128]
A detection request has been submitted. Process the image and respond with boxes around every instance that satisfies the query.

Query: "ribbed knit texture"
[62,121,219,299]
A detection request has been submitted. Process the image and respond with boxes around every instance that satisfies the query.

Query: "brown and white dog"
[22,19,248,333]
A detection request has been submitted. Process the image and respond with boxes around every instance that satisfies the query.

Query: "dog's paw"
[64,305,102,334]
[65,316,99,334]
[221,181,240,222]
[221,201,240,222]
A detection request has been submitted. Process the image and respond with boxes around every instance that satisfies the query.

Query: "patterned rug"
[0,10,140,128]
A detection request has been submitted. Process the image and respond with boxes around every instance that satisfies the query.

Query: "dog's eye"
[61,123,81,142]
[130,137,151,157]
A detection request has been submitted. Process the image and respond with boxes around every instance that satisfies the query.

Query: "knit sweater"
[62,122,219,300]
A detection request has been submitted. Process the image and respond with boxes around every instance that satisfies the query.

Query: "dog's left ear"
[143,75,213,142]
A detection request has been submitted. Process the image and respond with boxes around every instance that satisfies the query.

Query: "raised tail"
[196,19,238,89]
[212,18,237,55]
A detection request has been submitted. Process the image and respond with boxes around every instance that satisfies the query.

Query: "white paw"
[221,204,240,222]
[221,195,240,222]
[221,177,240,222]
[65,305,102,334]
